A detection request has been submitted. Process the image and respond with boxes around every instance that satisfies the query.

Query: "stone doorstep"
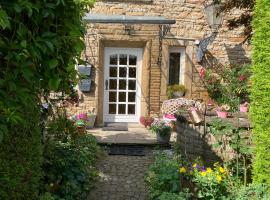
[88,127,177,145]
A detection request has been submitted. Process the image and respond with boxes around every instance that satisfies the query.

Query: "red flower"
[239,75,246,81]
[199,68,206,78]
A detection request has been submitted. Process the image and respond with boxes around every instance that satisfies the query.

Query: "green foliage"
[190,164,231,199]
[202,65,251,111]
[42,134,99,200]
[232,183,270,200]
[0,106,42,200]
[167,84,186,99]
[159,190,191,200]
[145,153,180,199]
[250,0,270,188]
[0,0,95,199]
[208,119,252,185]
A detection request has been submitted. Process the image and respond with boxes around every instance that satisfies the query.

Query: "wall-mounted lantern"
[196,2,224,63]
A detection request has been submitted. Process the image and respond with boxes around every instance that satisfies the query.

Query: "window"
[168,48,185,85]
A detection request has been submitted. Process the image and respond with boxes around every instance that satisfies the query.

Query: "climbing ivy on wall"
[250,0,270,189]
[0,0,94,199]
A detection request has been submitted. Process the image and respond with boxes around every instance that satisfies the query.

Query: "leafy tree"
[0,0,94,199]
[250,0,270,190]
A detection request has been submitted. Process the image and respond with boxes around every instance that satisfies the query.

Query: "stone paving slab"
[88,127,177,145]
[88,148,154,200]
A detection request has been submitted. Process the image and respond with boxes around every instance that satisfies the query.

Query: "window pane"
[128,80,136,90]
[119,54,127,65]
[128,104,135,114]
[109,79,117,90]
[128,92,136,102]
[109,67,117,77]
[109,104,116,114]
[169,52,181,85]
[129,55,137,65]
[110,54,118,65]
[129,67,136,78]
[118,92,126,102]
[119,67,127,78]
[109,92,117,102]
[119,80,127,90]
[118,104,126,114]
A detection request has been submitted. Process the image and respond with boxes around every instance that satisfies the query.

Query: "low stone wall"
[176,115,251,163]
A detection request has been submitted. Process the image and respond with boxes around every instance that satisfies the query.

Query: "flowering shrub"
[150,119,171,136]
[199,65,251,111]
[140,116,154,128]
[179,162,233,199]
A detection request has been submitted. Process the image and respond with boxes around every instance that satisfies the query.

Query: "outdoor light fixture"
[196,2,224,63]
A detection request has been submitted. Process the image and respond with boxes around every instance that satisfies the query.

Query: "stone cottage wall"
[76,0,251,125]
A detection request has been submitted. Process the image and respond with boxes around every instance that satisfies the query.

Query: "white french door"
[103,47,143,122]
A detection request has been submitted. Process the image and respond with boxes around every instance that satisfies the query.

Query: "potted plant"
[167,84,187,99]
[239,102,249,113]
[150,119,171,144]
[216,104,230,118]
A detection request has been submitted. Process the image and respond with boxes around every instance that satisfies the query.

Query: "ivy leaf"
[48,59,59,69]
[49,78,61,90]
[0,9,10,29]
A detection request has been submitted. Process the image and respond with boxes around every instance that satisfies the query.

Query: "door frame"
[103,47,143,123]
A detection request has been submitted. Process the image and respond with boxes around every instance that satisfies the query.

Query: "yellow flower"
[216,175,222,183]
[193,163,197,168]
[179,167,187,173]
[219,167,225,173]
[200,171,207,176]
[206,167,212,173]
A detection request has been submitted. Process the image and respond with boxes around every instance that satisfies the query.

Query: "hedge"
[0,105,42,199]
[251,0,270,188]
[0,0,94,199]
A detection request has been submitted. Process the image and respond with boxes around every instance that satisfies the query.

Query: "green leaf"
[20,40,27,48]
[48,59,59,69]
[0,9,10,29]
[49,78,61,90]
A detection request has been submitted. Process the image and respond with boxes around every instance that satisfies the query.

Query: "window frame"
[168,47,186,85]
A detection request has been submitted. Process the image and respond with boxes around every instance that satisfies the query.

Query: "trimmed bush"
[251,0,270,187]
[0,106,42,199]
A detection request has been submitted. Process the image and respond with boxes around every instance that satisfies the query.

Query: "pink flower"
[239,75,246,81]
[199,68,206,78]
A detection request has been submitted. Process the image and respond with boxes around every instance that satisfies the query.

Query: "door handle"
[105,80,108,90]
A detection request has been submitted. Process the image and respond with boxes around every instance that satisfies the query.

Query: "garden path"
[88,147,154,200]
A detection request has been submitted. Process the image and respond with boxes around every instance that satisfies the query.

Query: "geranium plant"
[150,119,171,136]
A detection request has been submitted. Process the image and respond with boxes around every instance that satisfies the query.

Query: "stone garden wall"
[176,115,251,163]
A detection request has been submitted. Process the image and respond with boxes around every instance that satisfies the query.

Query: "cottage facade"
[77,0,251,125]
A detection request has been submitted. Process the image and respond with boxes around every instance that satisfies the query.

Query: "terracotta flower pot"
[216,111,228,118]
[240,105,248,113]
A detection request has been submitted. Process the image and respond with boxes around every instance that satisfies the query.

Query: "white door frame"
[103,47,143,123]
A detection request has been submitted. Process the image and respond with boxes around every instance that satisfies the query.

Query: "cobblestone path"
[89,148,154,200]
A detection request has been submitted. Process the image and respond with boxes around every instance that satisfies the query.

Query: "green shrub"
[0,106,42,200]
[145,153,180,199]
[232,184,270,200]
[251,0,270,188]
[41,134,99,200]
